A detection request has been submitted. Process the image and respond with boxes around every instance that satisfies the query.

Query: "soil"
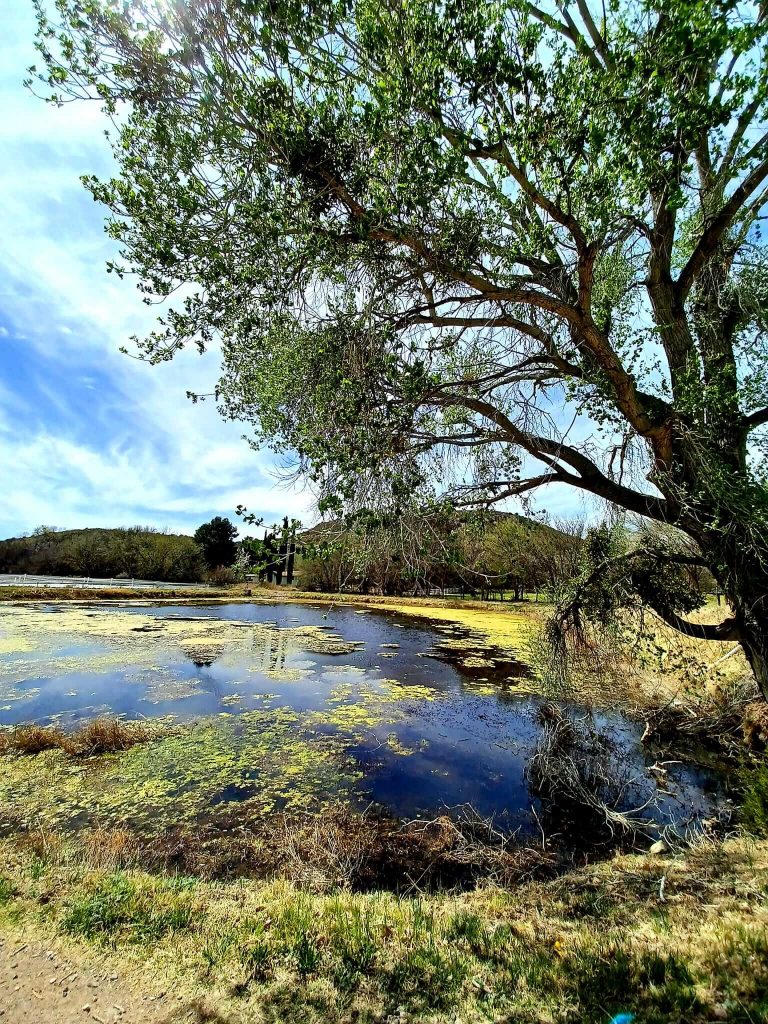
[0,933,187,1024]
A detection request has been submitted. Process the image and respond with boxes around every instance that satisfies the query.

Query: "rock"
[712,1005,729,1020]
[649,840,668,855]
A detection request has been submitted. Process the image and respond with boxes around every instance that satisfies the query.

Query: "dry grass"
[0,829,766,1024]
[0,716,156,757]
[0,723,68,755]
[9,805,557,893]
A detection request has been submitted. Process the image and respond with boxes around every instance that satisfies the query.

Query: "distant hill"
[0,526,205,582]
[296,510,583,596]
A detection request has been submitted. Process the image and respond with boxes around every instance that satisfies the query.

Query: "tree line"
[0,519,244,583]
[298,512,585,598]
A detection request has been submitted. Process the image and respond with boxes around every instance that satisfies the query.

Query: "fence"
[0,573,205,591]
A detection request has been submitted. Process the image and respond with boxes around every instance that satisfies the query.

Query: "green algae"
[0,601,535,840]
[0,709,362,835]
[386,734,429,756]
[0,667,446,836]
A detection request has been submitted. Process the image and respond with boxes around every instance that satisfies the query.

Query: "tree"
[34,0,768,693]
[194,517,238,569]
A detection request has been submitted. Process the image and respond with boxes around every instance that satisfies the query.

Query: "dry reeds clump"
[0,717,155,758]
[64,717,153,755]
[640,674,761,755]
[0,723,67,755]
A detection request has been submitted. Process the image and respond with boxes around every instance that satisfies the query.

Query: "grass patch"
[62,872,196,944]
[0,833,766,1022]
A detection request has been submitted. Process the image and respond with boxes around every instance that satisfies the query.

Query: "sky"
[0,3,316,540]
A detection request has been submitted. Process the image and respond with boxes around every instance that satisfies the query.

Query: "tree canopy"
[194,516,238,568]
[0,526,205,582]
[33,0,768,692]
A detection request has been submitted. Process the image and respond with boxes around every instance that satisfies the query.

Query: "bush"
[208,565,237,585]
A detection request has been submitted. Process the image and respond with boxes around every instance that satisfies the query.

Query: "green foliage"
[541,518,714,687]
[193,516,238,569]
[0,526,205,582]
[62,872,195,943]
[299,510,581,596]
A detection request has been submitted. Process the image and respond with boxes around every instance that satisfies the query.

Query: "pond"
[0,601,728,842]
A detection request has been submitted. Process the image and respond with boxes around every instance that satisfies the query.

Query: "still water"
[0,602,727,839]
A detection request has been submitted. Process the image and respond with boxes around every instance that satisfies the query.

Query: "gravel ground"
[0,934,184,1024]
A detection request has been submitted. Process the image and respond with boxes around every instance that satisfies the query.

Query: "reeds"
[0,716,155,757]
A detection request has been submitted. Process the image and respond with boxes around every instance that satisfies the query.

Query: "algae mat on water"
[0,604,362,712]
[0,602,452,833]
[0,676,441,834]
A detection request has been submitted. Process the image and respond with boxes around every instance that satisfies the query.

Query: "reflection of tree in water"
[251,628,290,674]
[183,643,224,668]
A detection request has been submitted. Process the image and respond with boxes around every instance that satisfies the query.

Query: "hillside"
[0,526,205,583]
[296,511,583,596]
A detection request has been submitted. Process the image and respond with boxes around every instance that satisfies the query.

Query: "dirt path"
[0,933,180,1024]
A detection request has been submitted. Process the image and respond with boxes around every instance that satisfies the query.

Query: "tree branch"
[679,157,768,298]
[652,607,741,642]
[449,395,674,522]
[744,407,768,432]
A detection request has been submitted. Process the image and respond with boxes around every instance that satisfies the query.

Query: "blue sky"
[0,3,314,540]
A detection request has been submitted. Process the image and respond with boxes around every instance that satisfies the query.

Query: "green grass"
[0,835,767,1022]
[0,875,15,904]
[62,872,196,943]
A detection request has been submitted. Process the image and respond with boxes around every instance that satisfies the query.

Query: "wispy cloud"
[0,3,314,539]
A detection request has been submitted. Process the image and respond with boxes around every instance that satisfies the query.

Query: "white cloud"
[0,0,316,539]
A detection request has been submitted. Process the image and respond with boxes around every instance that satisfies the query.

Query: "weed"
[446,909,484,944]
[327,905,378,974]
[65,717,153,755]
[291,932,321,975]
[0,875,15,904]
[240,939,274,981]
[703,924,768,1018]
[62,872,194,943]
[0,724,66,755]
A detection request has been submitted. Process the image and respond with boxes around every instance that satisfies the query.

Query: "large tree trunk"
[700,531,768,700]
[739,619,768,701]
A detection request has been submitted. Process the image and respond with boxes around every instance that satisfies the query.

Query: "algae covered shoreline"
[0,600,545,839]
